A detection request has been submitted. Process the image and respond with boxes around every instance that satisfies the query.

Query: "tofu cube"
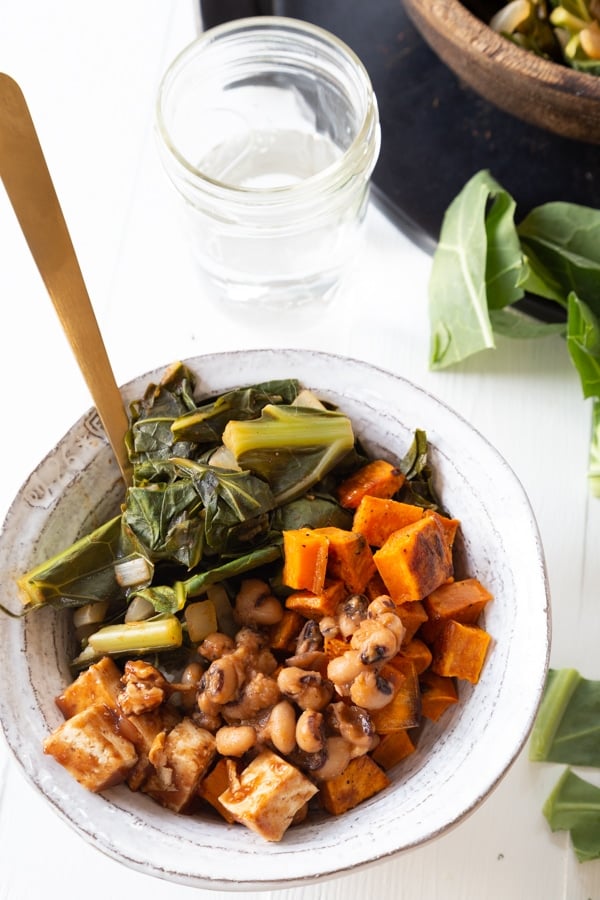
[43,704,137,792]
[218,750,318,841]
[142,718,216,813]
[55,656,122,718]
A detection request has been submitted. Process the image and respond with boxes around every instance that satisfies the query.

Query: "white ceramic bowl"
[0,349,550,890]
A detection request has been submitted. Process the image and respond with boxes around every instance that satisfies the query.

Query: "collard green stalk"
[222,403,355,505]
[73,614,183,668]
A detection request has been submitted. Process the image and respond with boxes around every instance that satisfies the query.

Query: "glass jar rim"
[155,15,380,201]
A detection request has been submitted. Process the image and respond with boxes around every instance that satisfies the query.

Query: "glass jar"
[155,16,381,310]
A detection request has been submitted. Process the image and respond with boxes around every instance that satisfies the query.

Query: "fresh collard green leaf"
[566,292,600,399]
[517,203,600,316]
[589,399,600,497]
[124,480,205,568]
[543,769,600,863]
[530,668,600,766]
[171,380,301,445]
[16,515,154,611]
[429,170,523,368]
[222,404,355,505]
[397,429,444,511]
[484,188,525,310]
[517,251,568,304]
[489,307,566,339]
[271,494,353,532]
[127,362,198,465]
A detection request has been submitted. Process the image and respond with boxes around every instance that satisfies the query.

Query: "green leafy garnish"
[428,170,600,492]
[530,668,600,861]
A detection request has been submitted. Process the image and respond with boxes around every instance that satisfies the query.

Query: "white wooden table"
[1,2,599,898]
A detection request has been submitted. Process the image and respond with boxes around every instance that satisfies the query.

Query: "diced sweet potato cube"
[314,526,376,593]
[424,509,460,550]
[397,600,429,644]
[219,750,318,841]
[268,608,306,651]
[371,659,421,733]
[285,579,346,619]
[419,670,459,722]
[352,496,425,547]
[396,638,433,675]
[336,459,405,509]
[319,754,390,815]
[55,656,122,718]
[421,577,493,644]
[371,729,416,770]
[143,718,216,812]
[373,516,453,604]
[431,621,492,684]
[363,570,389,602]
[198,758,237,823]
[43,704,138,792]
[282,528,329,594]
[323,635,351,659]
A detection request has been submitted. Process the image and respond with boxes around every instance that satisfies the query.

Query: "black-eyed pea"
[277,666,333,711]
[215,724,257,757]
[318,616,339,639]
[337,594,369,638]
[312,736,352,781]
[328,701,376,757]
[349,670,396,710]
[198,632,235,661]
[327,650,367,693]
[350,618,399,665]
[201,655,243,705]
[265,699,297,755]
[234,578,284,626]
[295,709,325,753]
[367,595,396,618]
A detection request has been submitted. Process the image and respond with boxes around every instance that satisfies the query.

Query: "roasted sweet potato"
[282,528,329,593]
[424,509,460,550]
[396,600,429,644]
[371,729,416,770]
[419,670,459,722]
[198,757,237,823]
[314,526,376,593]
[421,577,493,644]
[431,621,492,684]
[370,659,421,733]
[319,754,390,815]
[373,515,453,604]
[285,579,346,620]
[352,496,425,547]
[268,609,306,652]
[397,637,433,675]
[336,459,405,509]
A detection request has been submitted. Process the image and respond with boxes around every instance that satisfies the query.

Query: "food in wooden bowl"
[402,0,600,143]
[0,349,550,890]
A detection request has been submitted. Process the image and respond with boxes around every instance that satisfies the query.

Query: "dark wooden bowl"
[402,0,600,144]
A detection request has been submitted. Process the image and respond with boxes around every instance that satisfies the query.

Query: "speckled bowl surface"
[0,349,550,891]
